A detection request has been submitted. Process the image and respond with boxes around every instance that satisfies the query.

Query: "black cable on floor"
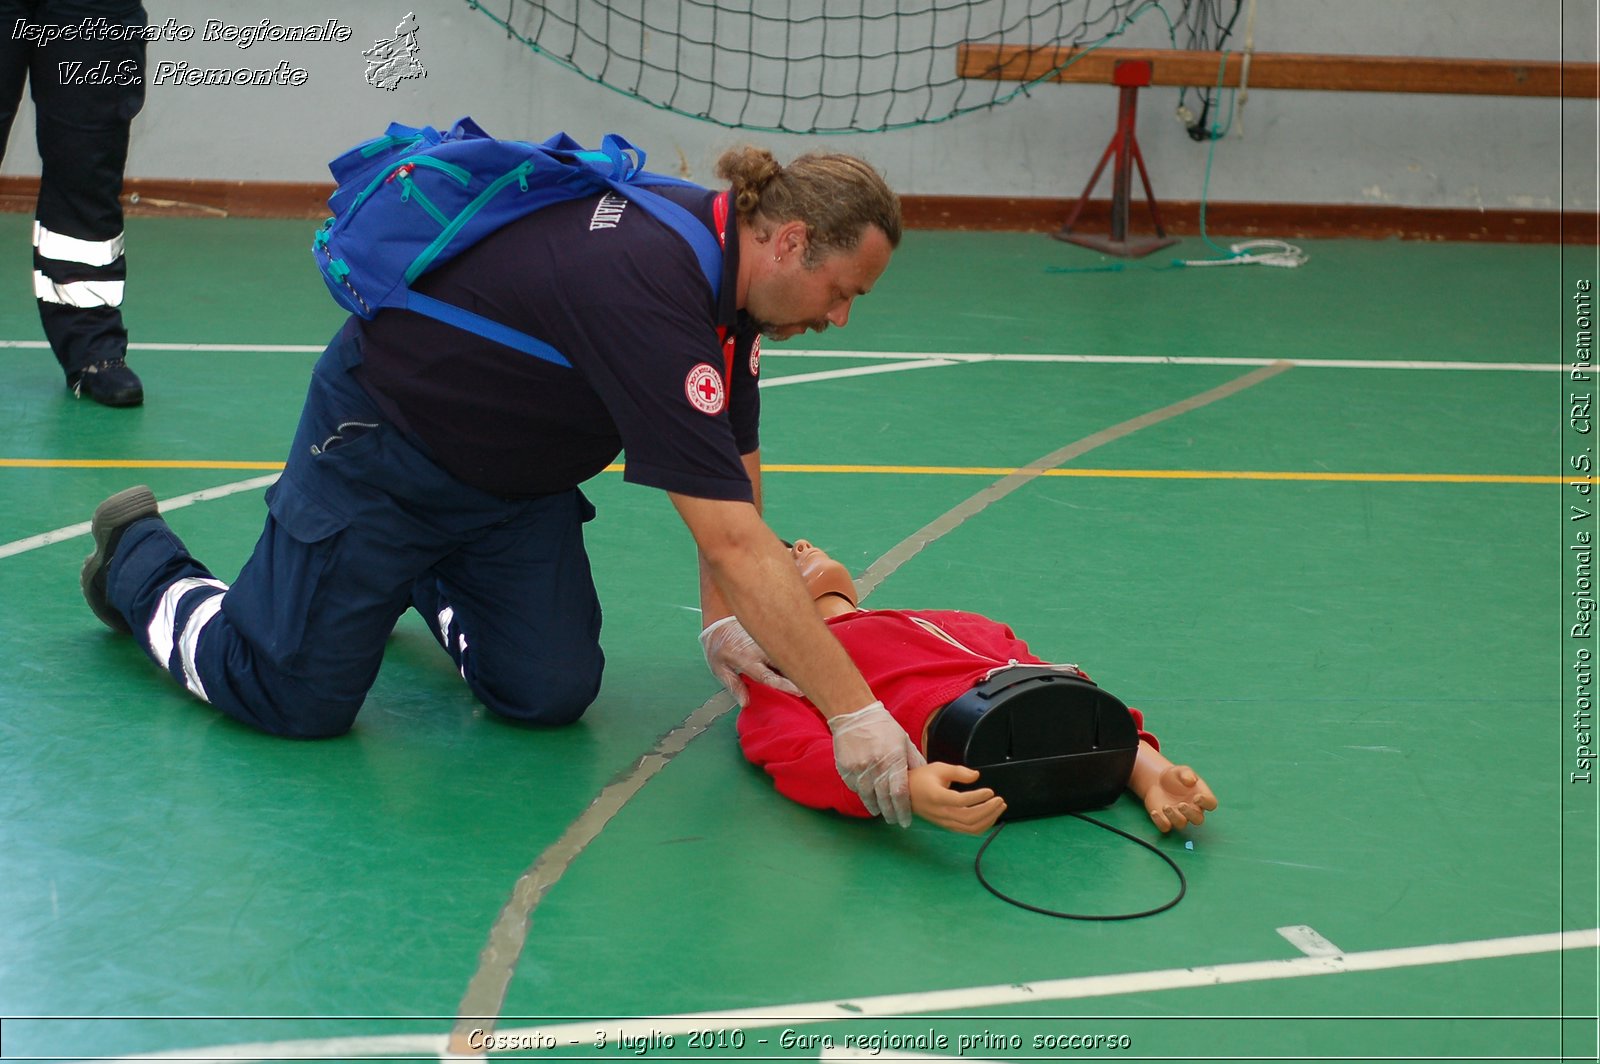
[974,813,1187,920]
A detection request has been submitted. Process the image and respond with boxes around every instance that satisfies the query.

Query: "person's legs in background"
[26,0,147,405]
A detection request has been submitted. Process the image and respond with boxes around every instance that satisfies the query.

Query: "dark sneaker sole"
[88,389,143,408]
[81,486,159,633]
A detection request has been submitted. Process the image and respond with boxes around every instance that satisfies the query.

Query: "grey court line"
[447,359,1296,1052]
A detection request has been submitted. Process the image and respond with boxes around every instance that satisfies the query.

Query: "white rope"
[1179,239,1309,269]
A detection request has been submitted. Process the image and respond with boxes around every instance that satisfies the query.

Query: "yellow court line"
[0,458,285,470]
[764,464,1562,485]
[0,458,1563,484]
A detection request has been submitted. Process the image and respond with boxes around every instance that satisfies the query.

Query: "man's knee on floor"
[266,712,357,740]
[246,692,362,740]
[478,657,603,727]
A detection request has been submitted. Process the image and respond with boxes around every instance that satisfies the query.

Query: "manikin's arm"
[903,745,1218,836]
[1127,740,1218,832]
[908,763,1006,835]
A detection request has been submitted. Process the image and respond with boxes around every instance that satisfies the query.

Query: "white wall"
[3,0,1595,211]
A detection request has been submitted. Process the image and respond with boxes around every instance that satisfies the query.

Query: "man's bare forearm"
[699,451,762,625]
[673,492,874,717]
[699,553,732,624]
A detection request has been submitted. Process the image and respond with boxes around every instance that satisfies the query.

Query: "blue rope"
[1194,50,1242,261]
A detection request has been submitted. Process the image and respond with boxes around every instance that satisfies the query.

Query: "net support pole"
[1054,59,1179,258]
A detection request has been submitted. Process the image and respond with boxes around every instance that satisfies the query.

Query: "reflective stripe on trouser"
[33,222,127,309]
[33,222,130,371]
[145,576,228,702]
[34,221,125,266]
[34,273,124,308]
[425,603,470,680]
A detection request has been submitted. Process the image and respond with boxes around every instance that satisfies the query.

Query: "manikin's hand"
[1142,764,1218,832]
[828,701,926,827]
[910,763,1006,834]
[699,616,802,706]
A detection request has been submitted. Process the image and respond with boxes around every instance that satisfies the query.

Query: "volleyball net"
[462,0,1246,134]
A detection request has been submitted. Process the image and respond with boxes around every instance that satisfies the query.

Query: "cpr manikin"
[727,541,1219,835]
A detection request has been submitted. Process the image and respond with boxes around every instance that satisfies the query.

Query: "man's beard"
[754,318,827,340]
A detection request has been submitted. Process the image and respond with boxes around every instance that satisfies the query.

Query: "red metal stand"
[1054,59,1179,257]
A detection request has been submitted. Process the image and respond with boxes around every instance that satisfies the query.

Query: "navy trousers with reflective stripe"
[0,0,146,375]
[106,330,606,737]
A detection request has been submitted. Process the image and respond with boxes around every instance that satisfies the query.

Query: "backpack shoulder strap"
[402,291,572,367]
[622,180,725,293]
[400,186,722,369]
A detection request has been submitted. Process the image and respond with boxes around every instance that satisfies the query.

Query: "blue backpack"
[312,118,722,368]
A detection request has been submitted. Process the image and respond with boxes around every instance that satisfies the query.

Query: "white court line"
[0,475,280,562]
[770,350,1561,373]
[0,339,1560,371]
[53,927,1600,1063]
[0,340,326,352]
[762,358,958,387]
[1278,925,1346,958]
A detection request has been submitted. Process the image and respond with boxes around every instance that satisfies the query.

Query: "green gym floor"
[0,210,1595,1063]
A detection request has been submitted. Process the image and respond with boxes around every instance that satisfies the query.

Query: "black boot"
[81,485,161,632]
[67,357,144,407]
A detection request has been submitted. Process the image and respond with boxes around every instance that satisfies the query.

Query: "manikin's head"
[718,147,901,341]
[789,540,858,617]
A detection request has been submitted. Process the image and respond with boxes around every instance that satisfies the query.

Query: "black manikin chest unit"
[927,666,1140,820]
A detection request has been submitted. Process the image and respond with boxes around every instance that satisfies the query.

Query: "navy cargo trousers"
[105,329,605,736]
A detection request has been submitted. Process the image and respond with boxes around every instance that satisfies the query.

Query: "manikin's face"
[790,540,858,610]
[746,226,894,342]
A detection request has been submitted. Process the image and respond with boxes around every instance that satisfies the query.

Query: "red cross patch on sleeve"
[684,363,726,415]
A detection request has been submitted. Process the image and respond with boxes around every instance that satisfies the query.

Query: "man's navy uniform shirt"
[354,185,761,502]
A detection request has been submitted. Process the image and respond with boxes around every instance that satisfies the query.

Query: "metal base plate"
[1053,229,1181,258]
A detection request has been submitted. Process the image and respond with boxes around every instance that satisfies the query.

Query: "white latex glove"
[699,616,802,706]
[829,701,926,827]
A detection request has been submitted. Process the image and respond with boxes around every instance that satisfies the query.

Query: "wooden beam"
[0,175,332,219]
[957,45,1599,98]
